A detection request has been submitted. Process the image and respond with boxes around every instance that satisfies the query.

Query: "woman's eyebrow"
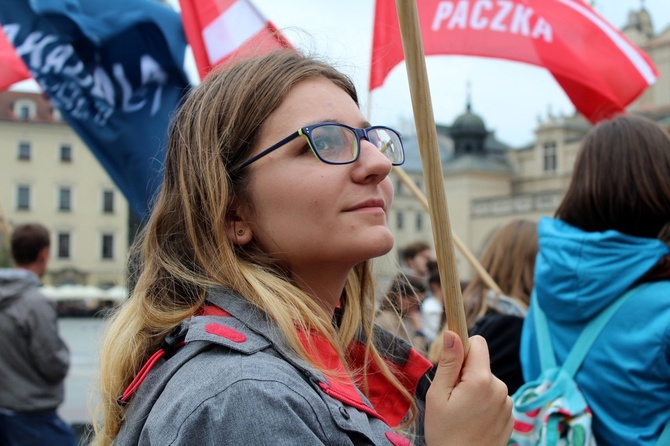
[304,118,338,126]
[303,119,372,128]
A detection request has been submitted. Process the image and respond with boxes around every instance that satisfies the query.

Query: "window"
[102,190,114,214]
[18,106,30,120]
[60,144,72,162]
[57,232,71,259]
[543,142,557,172]
[396,178,403,195]
[18,142,31,160]
[101,234,114,260]
[59,187,72,211]
[396,211,404,230]
[14,99,36,121]
[416,212,423,231]
[17,185,30,210]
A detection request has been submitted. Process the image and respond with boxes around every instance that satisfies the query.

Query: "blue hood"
[534,217,669,323]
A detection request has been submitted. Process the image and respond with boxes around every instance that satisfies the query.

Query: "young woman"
[427,220,538,395]
[520,115,670,445]
[94,51,512,445]
[463,219,538,395]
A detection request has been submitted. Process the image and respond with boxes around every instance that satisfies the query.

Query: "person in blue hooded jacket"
[520,114,670,445]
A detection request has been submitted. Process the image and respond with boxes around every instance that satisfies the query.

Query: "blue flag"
[0,0,190,219]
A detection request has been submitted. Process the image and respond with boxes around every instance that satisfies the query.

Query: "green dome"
[451,104,486,135]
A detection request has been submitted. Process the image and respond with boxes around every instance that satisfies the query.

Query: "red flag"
[0,25,31,91]
[179,0,291,79]
[370,0,659,123]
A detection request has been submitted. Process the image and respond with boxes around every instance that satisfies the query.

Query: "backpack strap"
[532,284,646,376]
[531,289,557,371]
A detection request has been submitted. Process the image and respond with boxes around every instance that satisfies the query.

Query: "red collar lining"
[297,330,431,427]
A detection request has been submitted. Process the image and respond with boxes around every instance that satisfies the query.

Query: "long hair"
[556,114,670,238]
[93,51,415,444]
[463,219,538,327]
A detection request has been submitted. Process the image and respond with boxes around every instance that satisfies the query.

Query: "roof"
[443,153,514,174]
[402,133,452,172]
[401,131,514,174]
[450,104,487,136]
[0,90,63,124]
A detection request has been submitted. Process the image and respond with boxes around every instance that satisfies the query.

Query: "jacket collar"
[202,287,431,427]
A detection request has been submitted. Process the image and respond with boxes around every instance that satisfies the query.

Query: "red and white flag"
[179,0,291,80]
[0,25,31,91]
[370,0,659,123]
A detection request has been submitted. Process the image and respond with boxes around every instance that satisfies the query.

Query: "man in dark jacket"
[0,223,75,446]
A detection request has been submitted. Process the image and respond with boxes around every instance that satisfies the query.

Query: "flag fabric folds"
[0,26,31,91]
[370,0,659,123]
[179,0,291,79]
[0,0,190,219]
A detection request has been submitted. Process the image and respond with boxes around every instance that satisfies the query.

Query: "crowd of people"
[1,49,669,445]
[388,112,670,445]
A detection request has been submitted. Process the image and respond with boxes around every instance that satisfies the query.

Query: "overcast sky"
[252,0,670,147]
[12,0,670,147]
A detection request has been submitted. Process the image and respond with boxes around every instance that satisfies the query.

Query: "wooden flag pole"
[395,0,469,351]
[392,166,504,296]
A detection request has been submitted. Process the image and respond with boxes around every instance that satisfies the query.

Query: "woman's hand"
[424,332,513,446]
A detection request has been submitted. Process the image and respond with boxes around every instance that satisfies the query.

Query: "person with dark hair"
[94,51,512,445]
[520,114,670,445]
[401,243,439,344]
[400,241,434,280]
[376,274,428,355]
[0,223,75,446]
[421,261,445,343]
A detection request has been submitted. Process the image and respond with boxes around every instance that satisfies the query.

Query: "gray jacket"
[0,269,70,412]
[116,287,431,445]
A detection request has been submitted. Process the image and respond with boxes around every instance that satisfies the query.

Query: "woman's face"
[239,77,395,286]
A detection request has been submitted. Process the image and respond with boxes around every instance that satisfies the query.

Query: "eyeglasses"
[233,122,405,172]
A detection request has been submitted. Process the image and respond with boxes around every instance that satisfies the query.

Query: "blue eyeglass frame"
[232,122,404,173]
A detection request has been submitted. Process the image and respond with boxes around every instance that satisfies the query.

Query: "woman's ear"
[226,213,253,245]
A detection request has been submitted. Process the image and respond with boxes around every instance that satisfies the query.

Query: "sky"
[11,0,670,147]
[251,0,670,147]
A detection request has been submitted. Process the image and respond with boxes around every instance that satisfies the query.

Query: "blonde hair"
[93,51,415,444]
[463,219,538,327]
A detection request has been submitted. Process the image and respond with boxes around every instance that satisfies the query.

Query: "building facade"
[0,91,128,287]
[388,6,670,282]
[1,6,667,289]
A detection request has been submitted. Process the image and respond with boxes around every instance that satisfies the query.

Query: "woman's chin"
[363,229,395,259]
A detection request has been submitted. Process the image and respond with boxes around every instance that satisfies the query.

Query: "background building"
[1,5,667,289]
[0,91,128,287]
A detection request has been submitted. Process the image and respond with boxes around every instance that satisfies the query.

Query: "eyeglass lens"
[310,125,403,165]
[311,125,356,163]
[368,127,403,164]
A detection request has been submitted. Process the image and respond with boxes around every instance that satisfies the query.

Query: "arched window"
[13,99,37,121]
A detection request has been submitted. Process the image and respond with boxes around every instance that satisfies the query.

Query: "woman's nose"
[352,138,393,183]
